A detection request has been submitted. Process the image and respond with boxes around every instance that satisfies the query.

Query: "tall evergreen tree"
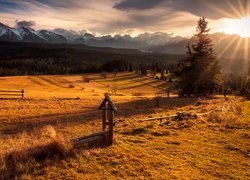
[129,63,133,72]
[175,17,221,96]
[140,63,147,75]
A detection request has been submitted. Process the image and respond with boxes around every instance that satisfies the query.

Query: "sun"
[223,16,250,37]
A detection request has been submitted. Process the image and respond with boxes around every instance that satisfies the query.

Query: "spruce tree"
[175,17,221,96]
[129,63,133,72]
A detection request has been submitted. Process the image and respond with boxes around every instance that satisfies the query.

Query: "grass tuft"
[0,126,72,179]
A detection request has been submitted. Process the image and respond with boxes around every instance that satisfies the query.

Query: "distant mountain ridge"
[0,23,66,43]
[0,22,249,59]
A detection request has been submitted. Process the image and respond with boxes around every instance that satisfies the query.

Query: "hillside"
[0,42,248,77]
[0,72,175,98]
[1,21,249,60]
[0,73,249,179]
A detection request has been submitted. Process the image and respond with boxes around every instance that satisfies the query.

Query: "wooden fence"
[0,89,24,99]
[138,112,210,123]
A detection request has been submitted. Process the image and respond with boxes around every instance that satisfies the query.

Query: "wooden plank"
[73,135,105,145]
[0,94,22,96]
[107,110,114,144]
[105,94,117,111]
[98,94,117,111]
[139,112,210,122]
[72,131,108,142]
[100,107,112,110]
[140,114,178,121]
[0,90,22,93]
[102,103,107,131]
[98,98,107,110]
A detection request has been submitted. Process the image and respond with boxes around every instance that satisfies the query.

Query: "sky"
[0,0,249,37]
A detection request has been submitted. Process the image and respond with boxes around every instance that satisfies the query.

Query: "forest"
[0,41,182,76]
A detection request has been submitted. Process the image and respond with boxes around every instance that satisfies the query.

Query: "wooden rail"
[138,112,209,123]
[0,89,24,99]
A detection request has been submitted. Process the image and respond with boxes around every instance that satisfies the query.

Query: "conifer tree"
[175,17,221,96]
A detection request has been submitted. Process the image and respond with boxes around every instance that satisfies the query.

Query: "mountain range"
[0,22,249,59]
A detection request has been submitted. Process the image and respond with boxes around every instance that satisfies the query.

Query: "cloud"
[113,0,165,10]
[1,0,248,37]
[0,0,26,12]
[15,20,36,28]
[113,0,249,19]
[168,0,249,19]
[25,0,85,8]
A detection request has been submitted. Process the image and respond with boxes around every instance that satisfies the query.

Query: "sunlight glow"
[223,16,250,37]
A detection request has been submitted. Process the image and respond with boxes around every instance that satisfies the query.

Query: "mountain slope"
[39,30,67,43]
[0,23,22,41]
[0,23,67,44]
[0,22,249,59]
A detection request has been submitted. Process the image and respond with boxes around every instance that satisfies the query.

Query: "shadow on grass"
[0,96,199,178]
[122,127,149,135]
[0,97,198,135]
[0,135,112,179]
[119,77,169,91]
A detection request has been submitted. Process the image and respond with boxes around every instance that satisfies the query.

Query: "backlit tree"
[175,17,221,96]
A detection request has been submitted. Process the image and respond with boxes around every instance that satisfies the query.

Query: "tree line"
[0,58,134,76]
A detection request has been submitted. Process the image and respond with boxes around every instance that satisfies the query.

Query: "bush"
[207,111,238,128]
[0,126,72,179]
[83,76,90,83]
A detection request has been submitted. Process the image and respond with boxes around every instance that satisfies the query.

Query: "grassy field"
[0,72,249,179]
[0,72,174,99]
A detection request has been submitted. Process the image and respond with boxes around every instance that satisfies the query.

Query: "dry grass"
[0,126,72,179]
[0,72,174,99]
[0,73,249,179]
[0,98,248,179]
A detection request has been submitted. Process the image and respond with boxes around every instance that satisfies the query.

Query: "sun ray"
[226,0,242,18]
[231,37,243,60]
[242,38,250,74]
[244,38,249,60]
[204,1,237,19]
[217,34,228,44]
[221,38,242,73]
[217,37,238,58]
[247,0,250,16]
[237,0,246,17]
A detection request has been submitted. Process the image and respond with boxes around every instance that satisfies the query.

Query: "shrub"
[154,96,162,108]
[0,126,72,179]
[207,111,238,128]
[83,76,90,83]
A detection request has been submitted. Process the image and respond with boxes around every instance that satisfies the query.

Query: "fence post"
[102,101,107,131]
[167,91,170,98]
[223,89,227,100]
[21,89,24,99]
[107,109,114,144]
